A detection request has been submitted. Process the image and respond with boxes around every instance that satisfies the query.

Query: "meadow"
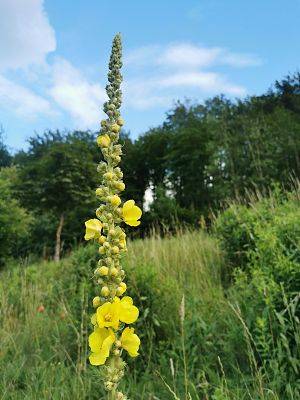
[1,187,299,399]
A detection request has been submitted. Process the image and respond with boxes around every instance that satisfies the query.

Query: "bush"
[215,189,300,397]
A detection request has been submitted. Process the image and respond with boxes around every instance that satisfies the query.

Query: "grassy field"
[0,217,298,399]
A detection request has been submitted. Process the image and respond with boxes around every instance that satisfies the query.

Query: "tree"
[15,131,99,261]
[0,167,32,265]
[0,127,12,167]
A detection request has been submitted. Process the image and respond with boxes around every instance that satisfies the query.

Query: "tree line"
[0,72,299,262]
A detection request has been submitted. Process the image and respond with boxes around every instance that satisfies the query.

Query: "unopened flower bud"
[104,172,114,180]
[117,117,124,126]
[97,134,111,148]
[111,246,120,254]
[95,188,104,197]
[98,235,106,244]
[101,286,110,297]
[99,246,106,255]
[113,349,120,356]
[110,267,118,277]
[108,195,121,207]
[98,266,109,276]
[116,282,126,296]
[92,296,101,308]
[115,181,125,191]
[104,381,114,391]
[110,123,120,133]
[101,120,107,127]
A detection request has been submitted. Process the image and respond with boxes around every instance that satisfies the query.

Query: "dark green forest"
[1,72,299,263]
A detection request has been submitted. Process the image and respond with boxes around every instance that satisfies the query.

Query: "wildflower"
[37,305,45,313]
[89,327,115,365]
[96,301,120,329]
[85,219,102,240]
[84,33,141,397]
[122,200,142,226]
[115,296,139,324]
[121,327,140,357]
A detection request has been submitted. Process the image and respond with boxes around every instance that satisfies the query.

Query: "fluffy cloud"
[125,43,262,69]
[0,0,56,71]
[0,75,53,118]
[123,42,259,108]
[49,59,106,127]
[0,0,56,120]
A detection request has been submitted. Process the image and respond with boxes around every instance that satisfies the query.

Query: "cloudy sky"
[0,0,299,150]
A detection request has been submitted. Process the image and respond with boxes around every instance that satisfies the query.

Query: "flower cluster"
[84,34,142,399]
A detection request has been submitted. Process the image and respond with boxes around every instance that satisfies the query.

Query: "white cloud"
[49,58,106,127]
[0,0,56,121]
[0,0,56,71]
[126,43,262,69]
[160,44,221,68]
[0,75,53,118]
[160,72,246,96]
[123,42,261,109]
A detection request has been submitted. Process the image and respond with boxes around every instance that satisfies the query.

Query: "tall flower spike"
[84,34,142,399]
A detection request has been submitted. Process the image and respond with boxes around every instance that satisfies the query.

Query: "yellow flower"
[97,134,111,148]
[122,200,142,227]
[115,296,139,324]
[89,327,115,365]
[96,297,139,330]
[121,327,140,357]
[96,301,120,330]
[84,219,102,240]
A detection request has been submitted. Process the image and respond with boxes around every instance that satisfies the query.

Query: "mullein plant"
[84,34,142,400]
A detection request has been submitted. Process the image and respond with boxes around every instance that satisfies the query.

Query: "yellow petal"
[122,201,142,227]
[124,219,141,227]
[89,351,107,365]
[96,302,119,330]
[89,327,107,352]
[88,328,115,365]
[121,327,140,357]
[122,200,135,214]
[118,296,139,324]
[84,219,102,240]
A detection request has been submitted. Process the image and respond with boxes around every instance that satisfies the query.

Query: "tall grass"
[0,223,297,398]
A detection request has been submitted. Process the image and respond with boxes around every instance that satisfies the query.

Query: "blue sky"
[0,0,299,151]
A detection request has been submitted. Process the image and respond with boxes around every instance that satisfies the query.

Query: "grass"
[0,228,294,399]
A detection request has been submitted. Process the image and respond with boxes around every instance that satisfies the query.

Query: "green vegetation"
[0,186,298,399]
[0,73,299,262]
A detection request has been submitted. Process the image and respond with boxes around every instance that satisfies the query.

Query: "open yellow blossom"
[114,296,139,324]
[89,327,115,365]
[96,301,120,330]
[122,200,142,227]
[97,134,111,148]
[84,219,102,240]
[121,327,140,357]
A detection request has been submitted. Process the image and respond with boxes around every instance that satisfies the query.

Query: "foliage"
[0,167,32,265]
[215,187,300,397]
[14,130,99,258]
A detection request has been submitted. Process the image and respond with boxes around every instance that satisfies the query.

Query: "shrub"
[215,189,300,397]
